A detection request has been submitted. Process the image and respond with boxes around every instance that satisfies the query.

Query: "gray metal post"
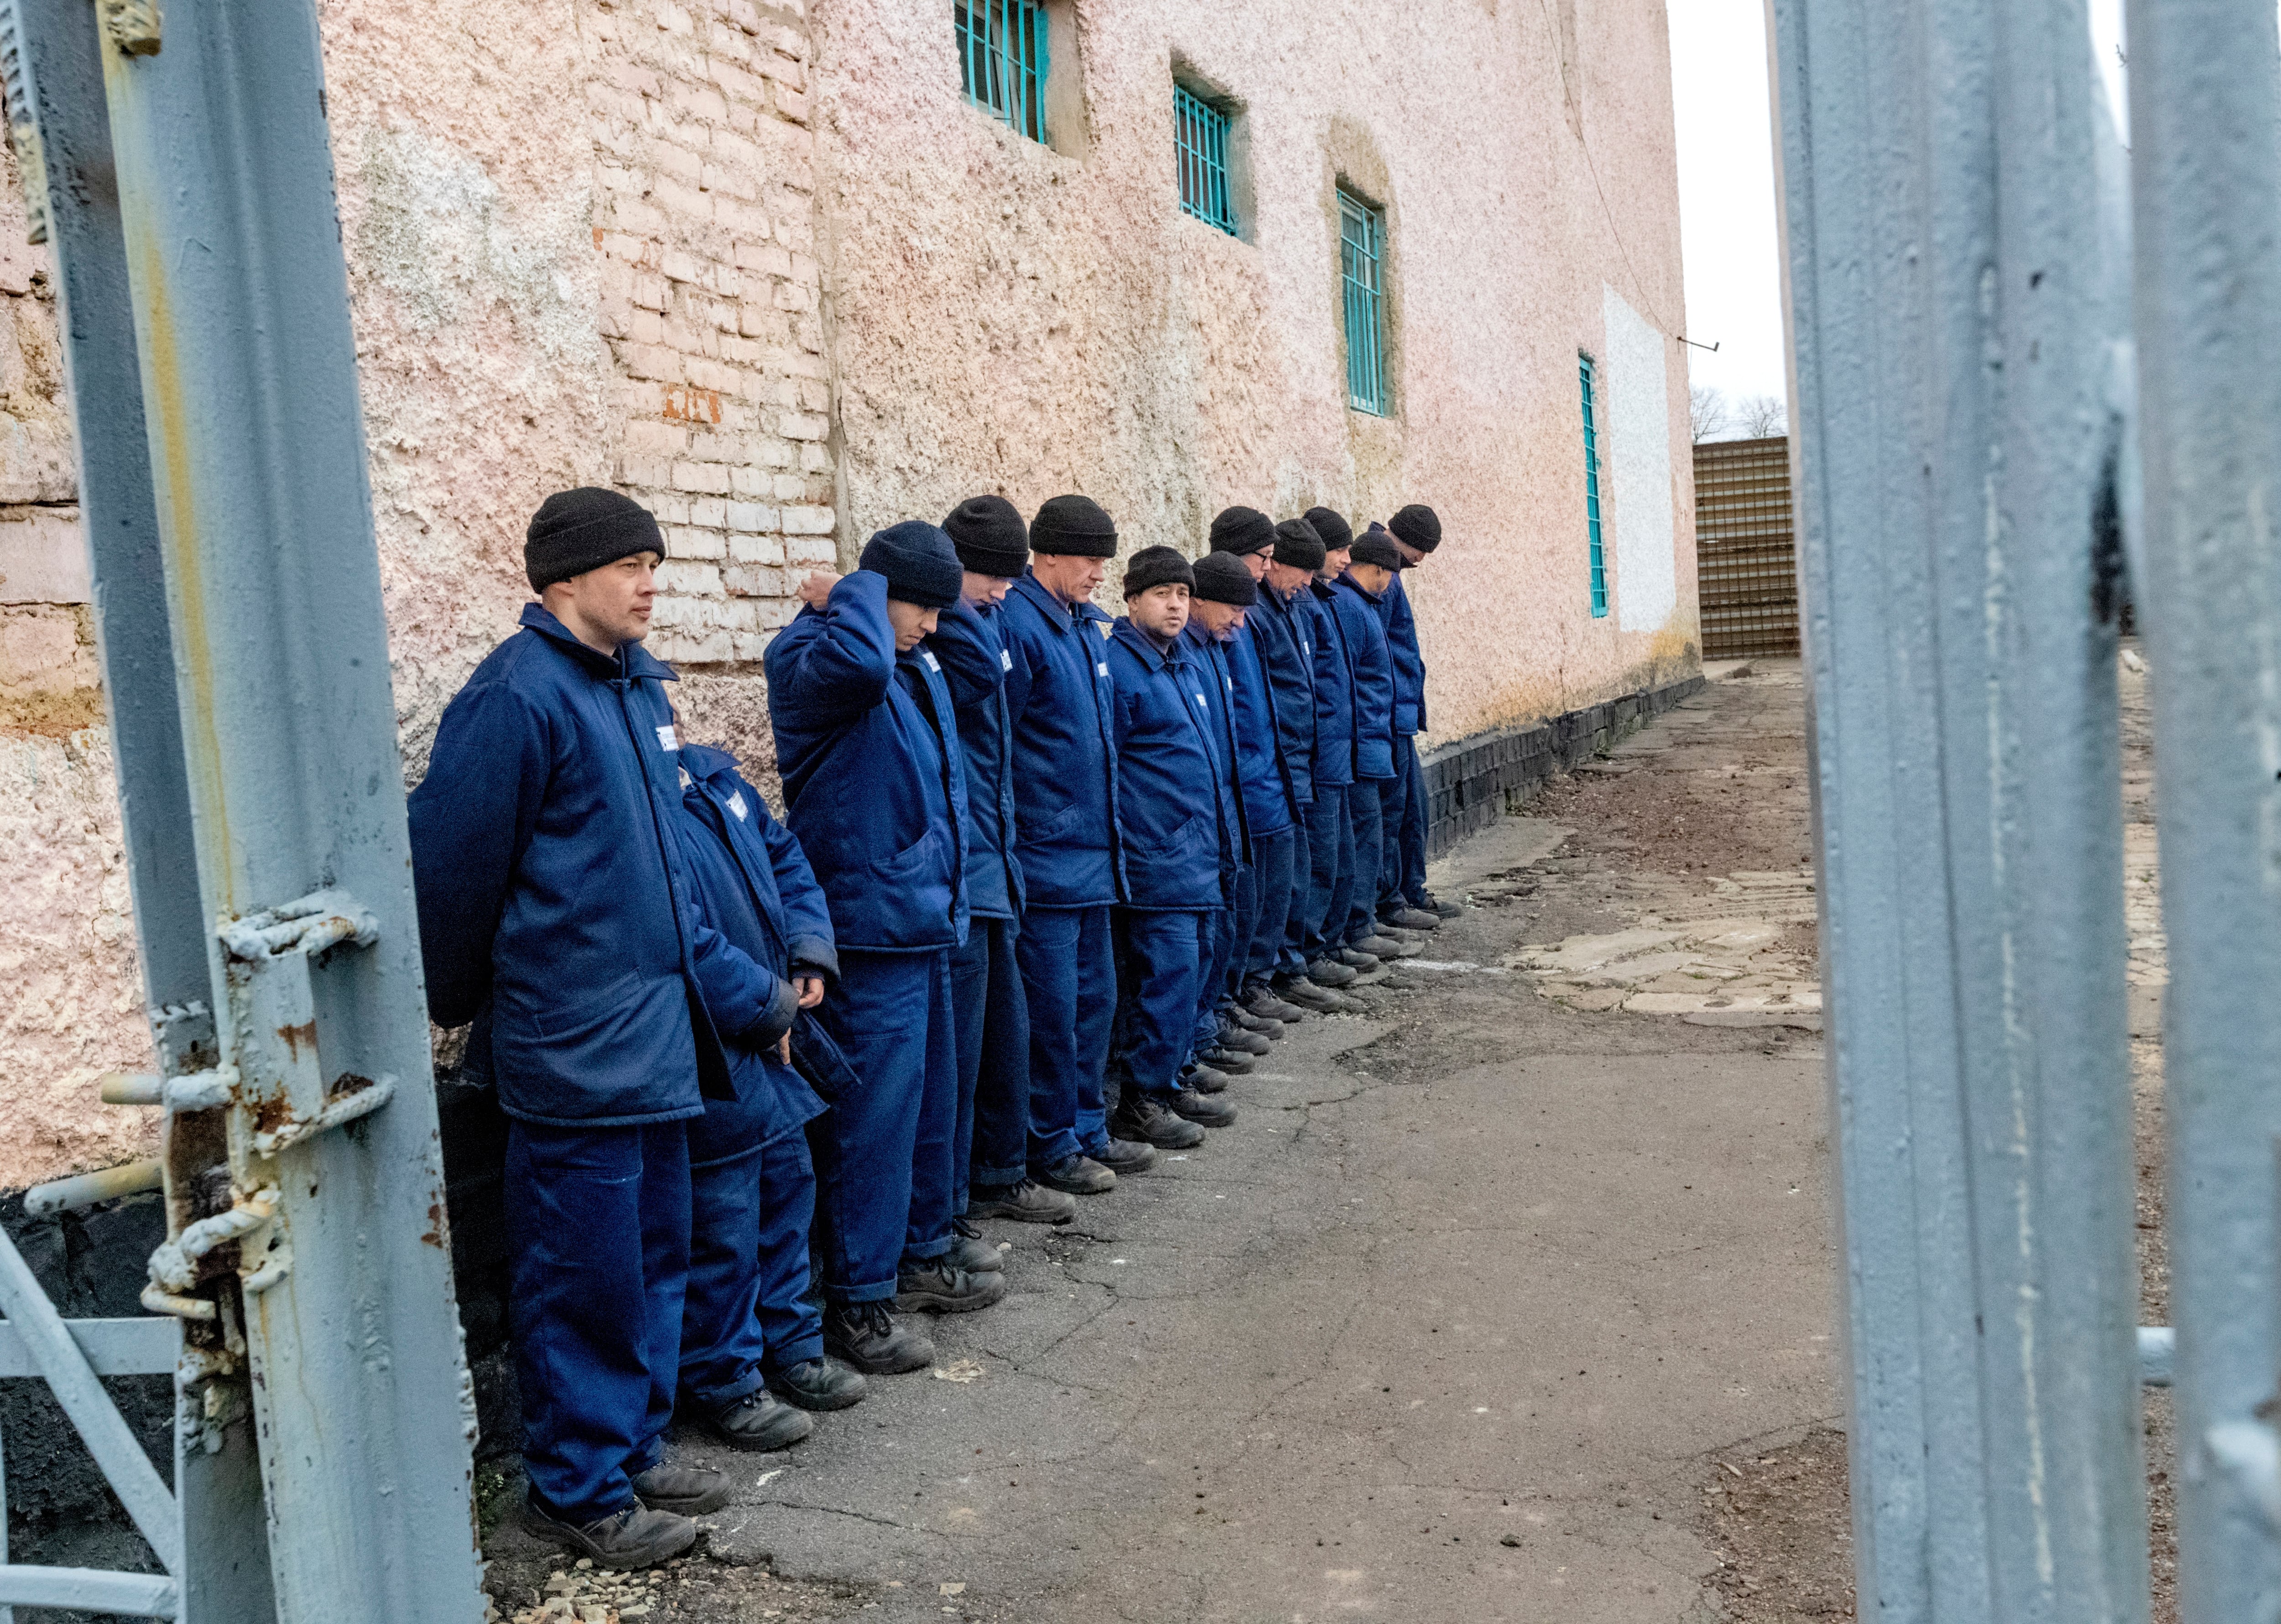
[73,0,483,1618]
[2,0,275,1616]
[1768,0,2149,1616]
[2123,0,2281,1614]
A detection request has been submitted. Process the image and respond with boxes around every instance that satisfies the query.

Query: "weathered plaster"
[0,0,1692,1182]
[813,0,1698,745]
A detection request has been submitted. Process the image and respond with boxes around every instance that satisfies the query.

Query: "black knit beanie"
[525,487,667,592]
[1390,503,1443,553]
[1208,505,1276,557]
[1271,518,1326,573]
[858,520,963,609]
[1350,525,1403,571]
[942,494,1030,578]
[1030,494,1120,558]
[1302,506,1354,554]
[1121,545,1194,599]
[1192,552,1259,607]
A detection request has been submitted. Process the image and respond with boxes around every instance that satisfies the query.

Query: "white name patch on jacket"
[921,649,942,673]
[1001,648,1014,671]
[656,723,681,752]
[727,789,748,822]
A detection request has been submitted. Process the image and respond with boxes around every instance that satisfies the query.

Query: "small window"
[1580,355,1609,617]
[958,0,1049,145]
[1175,84,1237,235]
[1339,189,1388,416]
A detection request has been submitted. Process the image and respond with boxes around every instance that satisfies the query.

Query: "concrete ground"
[484,665,1842,1624]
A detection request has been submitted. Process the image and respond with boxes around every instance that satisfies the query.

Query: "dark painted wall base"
[1421,672,1707,860]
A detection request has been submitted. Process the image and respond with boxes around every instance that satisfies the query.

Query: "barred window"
[957,0,1048,145]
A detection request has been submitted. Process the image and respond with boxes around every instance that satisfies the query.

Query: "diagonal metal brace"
[0,1229,182,1574]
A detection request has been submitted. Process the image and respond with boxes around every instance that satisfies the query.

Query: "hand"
[777,1031,792,1066]
[797,570,841,609]
[794,975,826,1009]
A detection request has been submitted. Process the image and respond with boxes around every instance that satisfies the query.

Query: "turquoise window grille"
[1175,85,1237,234]
[1580,356,1609,616]
[1339,190,1388,415]
[958,0,1049,145]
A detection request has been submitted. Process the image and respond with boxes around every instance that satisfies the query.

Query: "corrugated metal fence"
[1692,434,1798,660]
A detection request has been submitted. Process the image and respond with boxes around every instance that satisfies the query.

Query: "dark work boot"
[1182,1062,1230,1095]
[1380,905,1442,932]
[768,1357,869,1412]
[1421,890,1463,920]
[703,1389,814,1452]
[1090,1136,1160,1176]
[823,1300,935,1374]
[895,1259,1008,1314]
[1307,956,1359,987]
[628,1464,734,1515]
[1198,1047,1255,1075]
[1273,975,1341,1014]
[1111,1093,1207,1150]
[947,1217,1003,1274]
[1035,1155,1116,1197]
[1243,984,1305,1023]
[1353,932,1413,959]
[972,1175,1083,1218]
[1333,947,1381,971]
[1215,1020,1273,1056]
[1229,1006,1284,1039]
[1171,1085,1238,1128]
[521,1497,695,1570]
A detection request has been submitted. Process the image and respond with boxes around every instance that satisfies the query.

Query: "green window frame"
[1580,356,1609,617]
[1339,189,1388,416]
[958,0,1049,145]
[1175,84,1237,234]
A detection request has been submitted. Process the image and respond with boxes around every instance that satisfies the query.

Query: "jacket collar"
[519,602,679,682]
[680,741,739,784]
[1011,571,1086,631]
[1111,616,1187,669]
[1337,570,1384,605]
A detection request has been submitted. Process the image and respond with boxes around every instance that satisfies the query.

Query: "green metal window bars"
[1175,83,1236,234]
[1339,188,1388,415]
[1580,356,1608,617]
[957,0,1047,145]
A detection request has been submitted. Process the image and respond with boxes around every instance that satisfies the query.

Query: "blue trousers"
[1276,811,1311,978]
[806,947,957,1303]
[1244,825,1297,989]
[1113,907,1208,1098]
[1300,782,1350,962]
[681,1108,824,1414]
[1191,899,1238,1060]
[1342,777,1392,945]
[1384,735,1430,909]
[1018,905,1111,1162]
[506,1118,690,1524]
[953,914,1031,1197]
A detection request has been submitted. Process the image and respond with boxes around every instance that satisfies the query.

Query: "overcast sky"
[1669,1,2132,414]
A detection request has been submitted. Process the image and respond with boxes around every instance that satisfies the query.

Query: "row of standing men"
[406,487,1452,1569]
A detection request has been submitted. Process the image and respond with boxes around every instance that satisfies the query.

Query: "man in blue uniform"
[410,487,739,1567]
[766,521,1001,1379]
[932,495,1080,1228]
[1001,495,1155,1187]
[1296,509,1371,990]
[1245,517,1358,1016]
[1178,552,1272,1084]
[1103,547,1242,1147]
[1331,526,1417,974]
[673,743,870,1447]
[1193,515,1297,1040]
[1381,504,1458,925]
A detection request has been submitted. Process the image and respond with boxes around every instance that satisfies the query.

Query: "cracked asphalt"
[486,673,1840,1623]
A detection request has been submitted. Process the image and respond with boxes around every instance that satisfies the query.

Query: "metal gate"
[1692,434,1800,661]
[0,0,484,1618]
[1774,0,2281,1618]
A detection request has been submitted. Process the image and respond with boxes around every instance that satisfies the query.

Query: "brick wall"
[585,0,837,668]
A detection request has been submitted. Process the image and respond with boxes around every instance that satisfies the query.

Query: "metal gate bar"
[1770,0,2150,1616]
[0,0,486,1618]
[2121,0,2281,1613]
